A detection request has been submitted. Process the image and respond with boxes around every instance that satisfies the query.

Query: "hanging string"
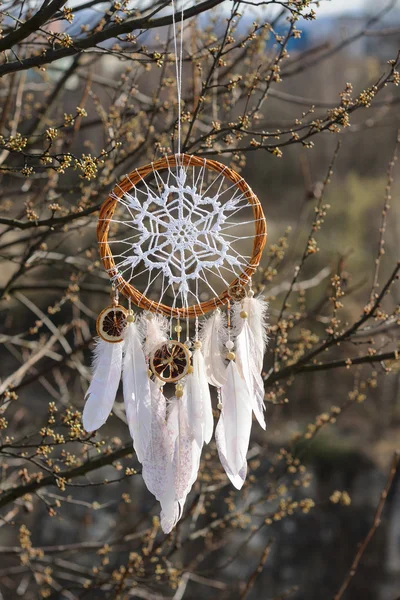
[171,0,184,157]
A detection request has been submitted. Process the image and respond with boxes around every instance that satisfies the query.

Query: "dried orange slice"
[150,341,190,382]
[96,305,127,343]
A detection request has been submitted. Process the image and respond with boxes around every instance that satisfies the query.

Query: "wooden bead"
[175,325,182,333]
[227,351,235,360]
[187,365,194,374]
[240,310,248,319]
[127,312,135,323]
[193,340,202,349]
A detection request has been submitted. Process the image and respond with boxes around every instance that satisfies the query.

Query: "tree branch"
[240,539,273,599]
[333,452,400,600]
[0,0,67,53]
[0,202,102,230]
[0,442,136,510]
[0,0,224,77]
[294,350,399,374]
[266,262,400,385]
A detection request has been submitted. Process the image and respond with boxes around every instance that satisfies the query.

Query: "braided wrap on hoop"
[97,154,267,318]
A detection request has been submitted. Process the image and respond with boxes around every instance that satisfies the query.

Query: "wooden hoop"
[97,154,267,318]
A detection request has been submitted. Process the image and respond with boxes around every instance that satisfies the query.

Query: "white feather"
[82,338,122,432]
[242,296,269,372]
[160,501,180,535]
[192,348,214,444]
[215,360,253,478]
[161,440,202,534]
[184,372,203,448]
[142,381,177,529]
[215,420,248,490]
[161,396,202,533]
[235,321,266,429]
[232,300,267,429]
[167,397,193,502]
[123,322,152,463]
[199,310,228,388]
[161,398,190,532]
[140,312,169,356]
[228,462,247,490]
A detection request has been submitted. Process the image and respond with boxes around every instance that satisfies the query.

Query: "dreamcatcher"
[82,4,268,533]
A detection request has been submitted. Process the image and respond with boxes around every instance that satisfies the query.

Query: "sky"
[315,0,369,14]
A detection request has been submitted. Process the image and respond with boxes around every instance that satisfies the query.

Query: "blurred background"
[0,1,400,598]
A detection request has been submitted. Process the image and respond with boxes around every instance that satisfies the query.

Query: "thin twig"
[333,451,400,600]
[240,539,274,599]
[0,443,136,509]
[369,129,400,302]
[0,0,225,76]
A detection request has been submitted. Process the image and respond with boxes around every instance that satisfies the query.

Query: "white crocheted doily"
[108,162,256,309]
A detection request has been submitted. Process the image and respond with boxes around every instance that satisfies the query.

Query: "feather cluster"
[82,298,268,533]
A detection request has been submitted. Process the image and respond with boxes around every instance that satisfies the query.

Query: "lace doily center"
[110,163,251,305]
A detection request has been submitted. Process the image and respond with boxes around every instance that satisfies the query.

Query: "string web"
[104,158,263,313]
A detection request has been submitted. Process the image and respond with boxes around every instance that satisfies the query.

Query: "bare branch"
[0,0,225,77]
[0,0,67,53]
[333,452,400,600]
[0,443,136,509]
